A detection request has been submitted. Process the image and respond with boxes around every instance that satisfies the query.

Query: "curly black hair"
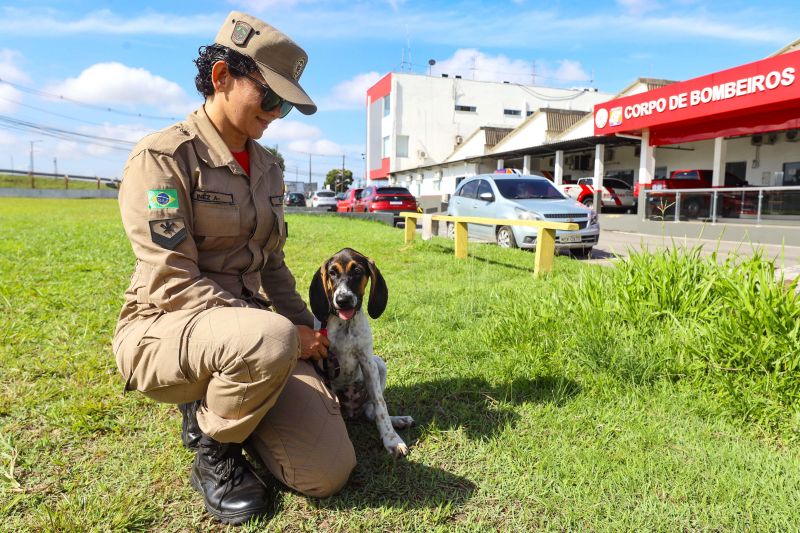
[193,44,258,97]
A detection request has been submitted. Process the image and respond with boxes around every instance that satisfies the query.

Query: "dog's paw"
[390,415,415,429]
[383,433,409,458]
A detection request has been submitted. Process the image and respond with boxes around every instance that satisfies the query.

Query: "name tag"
[193,190,234,204]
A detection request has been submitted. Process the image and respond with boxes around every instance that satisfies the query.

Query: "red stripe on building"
[367,73,392,102]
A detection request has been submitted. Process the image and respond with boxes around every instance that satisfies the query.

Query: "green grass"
[1,198,800,531]
[0,173,109,190]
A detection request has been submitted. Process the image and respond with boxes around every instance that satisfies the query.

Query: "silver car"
[446,174,599,254]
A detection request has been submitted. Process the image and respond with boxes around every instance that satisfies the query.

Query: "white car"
[310,190,338,210]
[559,177,635,210]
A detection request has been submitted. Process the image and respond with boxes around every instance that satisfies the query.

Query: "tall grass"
[493,245,800,438]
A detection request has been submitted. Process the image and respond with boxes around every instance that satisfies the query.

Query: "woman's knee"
[220,309,299,379]
[295,444,357,498]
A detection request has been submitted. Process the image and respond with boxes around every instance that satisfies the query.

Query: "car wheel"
[446,222,455,240]
[572,247,593,258]
[496,226,517,248]
[581,196,594,208]
[684,198,702,219]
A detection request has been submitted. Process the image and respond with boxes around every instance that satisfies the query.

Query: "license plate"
[390,201,402,205]
[561,234,581,243]
[652,184,663,190]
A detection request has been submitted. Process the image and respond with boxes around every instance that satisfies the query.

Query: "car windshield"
[495,179,565,200]
[316,191,335,197]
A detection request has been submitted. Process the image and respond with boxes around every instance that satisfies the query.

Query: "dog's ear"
[309,263,331,323]
[366,258,388,319]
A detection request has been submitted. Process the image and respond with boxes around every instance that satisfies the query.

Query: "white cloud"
[262,120,322,143]
[0,7,219,35]
[430,50,590,87]
[0,83,23,114]
[534,59,592,86]
[45,63,198,115]
[323,72,382,110]
[432,49,534,84]
[287,139,346,156]
[0,49,31,84]
[0,130,16,145]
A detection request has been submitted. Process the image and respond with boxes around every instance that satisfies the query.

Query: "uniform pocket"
[192,201,240,237]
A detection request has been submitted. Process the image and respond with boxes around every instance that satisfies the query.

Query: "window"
[455,105,476,112]
[495,178,564,200]
[458,180,479,199]
[783,161,800,185]
[381,136,390,158]
[504,109,522,117]
[383,96,390,117]
[396,135,409,158]
[526,110,534,116]
[477,180,493,199]
[654,166,668,180]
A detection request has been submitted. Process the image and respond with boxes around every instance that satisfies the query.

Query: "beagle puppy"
[309,248,414,457]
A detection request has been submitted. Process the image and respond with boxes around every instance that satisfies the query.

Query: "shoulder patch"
[148,189,179,209]
[149,218,187,250]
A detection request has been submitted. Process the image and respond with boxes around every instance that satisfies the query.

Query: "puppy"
[309,248,414,457]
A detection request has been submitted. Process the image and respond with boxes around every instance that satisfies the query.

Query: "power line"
[0,77,180,121]
[0,95,157,132]
[0,115,135,152]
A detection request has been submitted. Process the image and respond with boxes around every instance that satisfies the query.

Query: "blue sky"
[0,0,796,184]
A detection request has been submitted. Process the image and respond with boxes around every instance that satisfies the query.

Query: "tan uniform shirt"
[115,107,313,339]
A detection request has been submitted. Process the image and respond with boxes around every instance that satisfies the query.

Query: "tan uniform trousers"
[113,306,356,497]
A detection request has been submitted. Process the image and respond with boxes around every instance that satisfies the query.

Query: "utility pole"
[53,157,58,178]
[341,155,346,192]
[29,140,41,189]
[307,153,311,193]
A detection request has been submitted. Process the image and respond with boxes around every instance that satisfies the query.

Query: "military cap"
[215,11,316,115]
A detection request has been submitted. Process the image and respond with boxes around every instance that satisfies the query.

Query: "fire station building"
[366,39,800,223]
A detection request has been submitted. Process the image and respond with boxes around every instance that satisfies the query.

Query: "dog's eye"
[351,266,363,276]
[328,268,338,278]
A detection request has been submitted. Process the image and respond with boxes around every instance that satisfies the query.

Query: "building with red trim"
[368,40,800,222]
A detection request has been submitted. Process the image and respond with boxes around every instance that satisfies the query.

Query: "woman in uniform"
[113,11,355,525]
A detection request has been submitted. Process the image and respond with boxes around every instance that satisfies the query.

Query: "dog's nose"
[335,293,354,309]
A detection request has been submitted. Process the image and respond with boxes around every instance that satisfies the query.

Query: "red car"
[355,186,418,214]
[648,169,753,218]
[336,188,363,212]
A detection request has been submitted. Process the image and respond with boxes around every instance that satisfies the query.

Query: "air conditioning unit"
[787,129,799,142]
[417,150,427,159]
[766,132,778,145]
[751,134,763,146]
[455,135,463,145]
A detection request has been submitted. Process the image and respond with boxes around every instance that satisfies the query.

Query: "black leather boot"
[178,401,202,449]
[190,434,270,525]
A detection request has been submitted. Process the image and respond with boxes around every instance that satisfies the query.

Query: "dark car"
[284,192,306,207]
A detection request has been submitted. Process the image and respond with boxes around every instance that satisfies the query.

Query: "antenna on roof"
[399,25,413,72]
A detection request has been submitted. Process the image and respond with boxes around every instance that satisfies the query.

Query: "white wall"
[379,73,613,174]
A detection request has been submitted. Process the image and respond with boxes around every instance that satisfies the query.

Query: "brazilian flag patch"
[147,189,179,209]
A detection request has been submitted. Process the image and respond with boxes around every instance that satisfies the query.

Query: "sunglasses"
[230,67,293,118]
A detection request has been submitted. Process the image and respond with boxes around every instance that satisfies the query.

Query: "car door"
[469,179,496,239]
[448,179,482,238]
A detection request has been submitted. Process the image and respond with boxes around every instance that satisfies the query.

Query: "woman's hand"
[296,325,330,361]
